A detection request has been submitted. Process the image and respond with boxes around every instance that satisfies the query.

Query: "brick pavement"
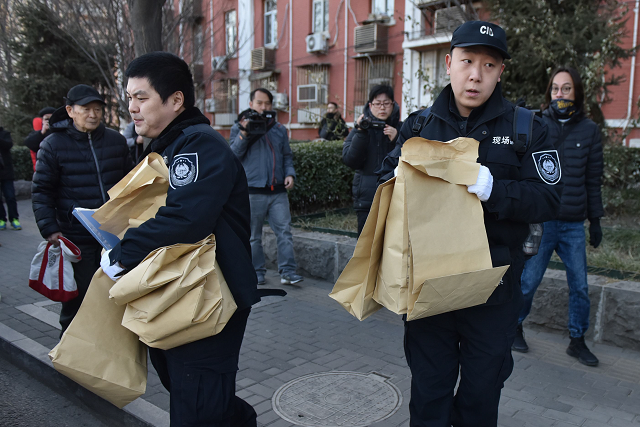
[1,198,640,426]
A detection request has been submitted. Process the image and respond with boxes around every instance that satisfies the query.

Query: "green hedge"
[10,145,34,181]
[289,140,354,214]
[602,145,640,217]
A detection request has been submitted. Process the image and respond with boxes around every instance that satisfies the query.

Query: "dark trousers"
[59,242,102,333]
[0,179,18,221]
[355,209,369,237]
[404,291,523,427]
[149,308,257,427]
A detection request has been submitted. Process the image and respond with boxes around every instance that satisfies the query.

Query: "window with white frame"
[264,0,278,47]
[225,10,237,55]
[312,0,329,34]
[372,0,394,17]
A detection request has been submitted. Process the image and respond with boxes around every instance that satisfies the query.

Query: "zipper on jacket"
[88,132,107,203]
[265,134,276,191]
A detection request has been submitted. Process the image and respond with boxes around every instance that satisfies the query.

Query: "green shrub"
[289,140,354,214]
[602,145,640,216]
[10,145,34,181]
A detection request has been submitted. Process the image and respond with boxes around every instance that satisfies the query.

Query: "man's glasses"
[371,101,393,108]
[551,85,572,95]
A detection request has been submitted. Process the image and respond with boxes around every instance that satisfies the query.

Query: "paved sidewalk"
[1,199,640,426]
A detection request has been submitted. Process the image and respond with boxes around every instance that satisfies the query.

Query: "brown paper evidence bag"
[329,137,510,322]
[49,152,236,408]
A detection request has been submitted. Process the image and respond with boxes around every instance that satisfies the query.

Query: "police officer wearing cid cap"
[378,21,563,426]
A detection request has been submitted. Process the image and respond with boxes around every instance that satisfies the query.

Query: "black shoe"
[566,336,599,366]
[511,324,529,353]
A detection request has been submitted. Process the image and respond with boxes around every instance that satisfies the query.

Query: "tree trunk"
[129,0,165,56]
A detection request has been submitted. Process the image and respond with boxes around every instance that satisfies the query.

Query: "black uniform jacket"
[109,107,259,311]
[379,83,562,306]
[541,108,603,222]
[342,103,402,211]
[32,107,132,246]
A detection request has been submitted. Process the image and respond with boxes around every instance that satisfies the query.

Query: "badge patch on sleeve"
[532,150,561,185]
[169,153,199,188]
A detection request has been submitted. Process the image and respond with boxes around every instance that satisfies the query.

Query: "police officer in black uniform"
[378,21,563,426]
[102,52,258,426]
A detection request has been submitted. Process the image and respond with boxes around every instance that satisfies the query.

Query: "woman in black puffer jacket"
[514,67,604,367]
[342,85,402,235]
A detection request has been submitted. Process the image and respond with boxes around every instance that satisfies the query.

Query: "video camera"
[237,109,277,137]
[359,116,386,130]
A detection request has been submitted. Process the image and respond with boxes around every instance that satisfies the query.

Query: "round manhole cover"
[272,371,402,427]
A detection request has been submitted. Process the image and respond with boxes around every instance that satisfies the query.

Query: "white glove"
[393,166,399,177]
[467,165,493,202]
[100,249,125,281]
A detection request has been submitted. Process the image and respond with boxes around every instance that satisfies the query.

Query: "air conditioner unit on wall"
[434,6,466,34]
[354,24,388,54]
[273,93,289,110]
[297,84,327,104]
[306,33,328,54]
[251,47,276,71]
[212,56,227,73]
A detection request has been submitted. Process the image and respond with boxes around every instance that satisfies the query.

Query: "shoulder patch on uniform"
[532,150,561,185]
[169,153,199,189]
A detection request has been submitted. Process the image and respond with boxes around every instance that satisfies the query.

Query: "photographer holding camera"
[342,85,402,235]
[230,88,303,286]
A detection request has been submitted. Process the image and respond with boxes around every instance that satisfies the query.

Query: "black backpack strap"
[411,107,432,136]
[513,106,535,157]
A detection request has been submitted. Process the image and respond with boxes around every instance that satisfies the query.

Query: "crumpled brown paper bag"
[92,153,169,239]
[330,137,509,321]
[49,269,147,408]
[327,179,393,319]
[126,262,238,350]
[111,235,237,349]
[109,236,217,314]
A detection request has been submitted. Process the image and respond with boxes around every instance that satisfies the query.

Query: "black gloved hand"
[589,218,603,248]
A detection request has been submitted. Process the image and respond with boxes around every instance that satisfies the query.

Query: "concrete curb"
[262,226,640,352]
[0,321,169,427]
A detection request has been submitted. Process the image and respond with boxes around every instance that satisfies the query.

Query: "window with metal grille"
[251,74,279,92]
[354,55,395,112]
[213,79,238,114]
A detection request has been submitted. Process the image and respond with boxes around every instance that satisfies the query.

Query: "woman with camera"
[342,85,403,235]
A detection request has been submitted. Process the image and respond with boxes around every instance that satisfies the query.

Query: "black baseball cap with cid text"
[450,21,510,59]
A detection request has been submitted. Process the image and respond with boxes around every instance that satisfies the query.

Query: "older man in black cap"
[32,84,132,332]
[378,21,562,426]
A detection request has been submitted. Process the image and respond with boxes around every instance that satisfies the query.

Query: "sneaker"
[512,324,529,353]
[281,273,304,285]
[257,276,266,286]
[10,219,21,230]
[0,220,5,230]
[566,336,599,366]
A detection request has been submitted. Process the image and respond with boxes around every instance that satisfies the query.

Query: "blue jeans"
[249,192,297,279]
[518,220,590,338]
[0,179,19,221]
